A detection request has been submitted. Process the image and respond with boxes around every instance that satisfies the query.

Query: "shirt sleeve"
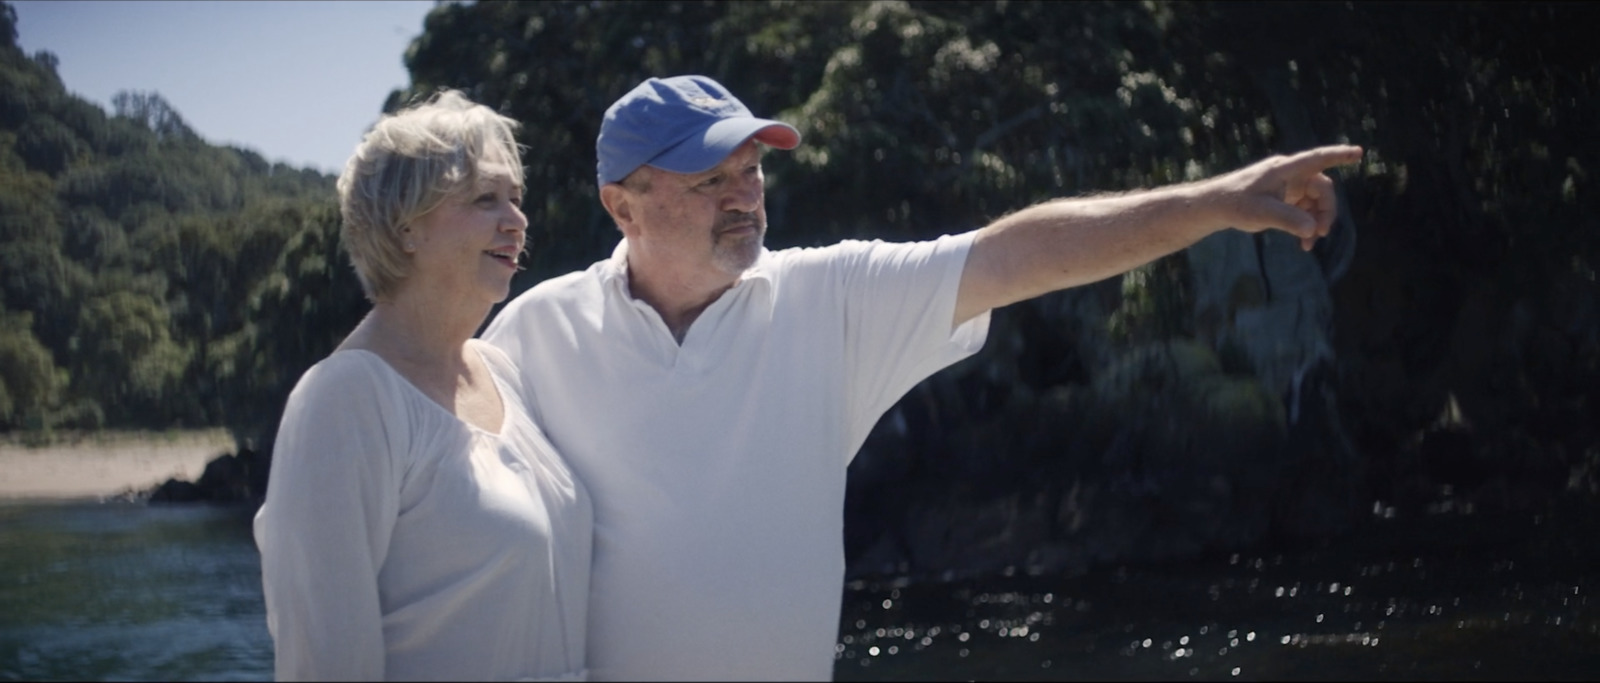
[834,233,991,447]
[252,354,409,681]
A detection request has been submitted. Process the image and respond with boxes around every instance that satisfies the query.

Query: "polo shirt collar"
[599,239,776,303]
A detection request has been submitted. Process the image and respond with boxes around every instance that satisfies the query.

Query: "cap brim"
[648,118,801,175]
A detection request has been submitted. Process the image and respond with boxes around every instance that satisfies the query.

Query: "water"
[0,501,271,681]
[2,499,1597,681]
[835,501,1600,681]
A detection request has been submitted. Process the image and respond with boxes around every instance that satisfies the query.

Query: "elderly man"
[483,74,1360,681]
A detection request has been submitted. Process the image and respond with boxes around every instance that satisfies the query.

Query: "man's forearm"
[955,180,1221,326]
[952,145,1361,327]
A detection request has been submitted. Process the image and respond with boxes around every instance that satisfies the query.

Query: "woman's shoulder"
[279,350,418,429]
[275,350,423,466]
[293,350,396,396]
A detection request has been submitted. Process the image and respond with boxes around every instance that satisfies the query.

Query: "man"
[483,74,1361,681]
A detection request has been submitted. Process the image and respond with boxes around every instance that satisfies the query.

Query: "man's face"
[623,141,767,279]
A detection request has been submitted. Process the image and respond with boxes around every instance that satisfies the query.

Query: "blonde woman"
[253,90,590,681]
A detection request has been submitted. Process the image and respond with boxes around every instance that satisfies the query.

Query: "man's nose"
[722,174,762,213]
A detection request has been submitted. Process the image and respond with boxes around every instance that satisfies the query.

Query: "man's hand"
[1205,144,1364,251]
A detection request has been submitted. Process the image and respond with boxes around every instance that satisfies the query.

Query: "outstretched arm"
[953,145,1363,327]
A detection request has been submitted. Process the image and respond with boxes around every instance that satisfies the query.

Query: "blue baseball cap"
[596,75,801,187]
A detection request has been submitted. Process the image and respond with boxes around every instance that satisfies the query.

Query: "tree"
[111,90,197,142]
[0,0,345,432]
[0,306,63,429]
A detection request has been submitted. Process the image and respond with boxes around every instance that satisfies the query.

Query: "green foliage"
[394,0,865,280]
[74,290,190,410]
[111,91,196,143]
[394,1,1281,282]
[0,165,59,244]
[0,0,1593,500]
[0,306,63,429]
[15,115,82,175]
[212,203,365,453]
[1107,254,1194,346]
[0,3,15,51]
[0,0,346,437]
[393,0,1597,506]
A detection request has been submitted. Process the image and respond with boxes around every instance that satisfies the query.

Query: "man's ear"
[599,183,637,236]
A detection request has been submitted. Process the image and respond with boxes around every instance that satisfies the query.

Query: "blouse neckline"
[333,343,509,438]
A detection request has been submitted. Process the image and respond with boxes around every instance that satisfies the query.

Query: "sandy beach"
[0,430,236,500]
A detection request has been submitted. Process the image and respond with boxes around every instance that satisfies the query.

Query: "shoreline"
[0,429,235,501]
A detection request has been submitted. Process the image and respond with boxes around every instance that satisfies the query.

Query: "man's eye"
[699,176,721,188]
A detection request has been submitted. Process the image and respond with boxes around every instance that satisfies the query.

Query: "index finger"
[1283,145,1364,174]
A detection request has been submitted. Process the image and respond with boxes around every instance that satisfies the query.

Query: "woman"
[253,90,591,681]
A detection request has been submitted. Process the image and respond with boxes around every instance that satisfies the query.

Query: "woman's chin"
[472,268,515,300]
[487,280,514,304]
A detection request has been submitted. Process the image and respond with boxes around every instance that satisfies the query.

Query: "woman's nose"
[502,202,528,231]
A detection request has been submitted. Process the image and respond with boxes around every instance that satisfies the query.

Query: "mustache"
[714,210,762,234]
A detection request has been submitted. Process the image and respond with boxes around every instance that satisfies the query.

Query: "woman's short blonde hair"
[336,89,524,301]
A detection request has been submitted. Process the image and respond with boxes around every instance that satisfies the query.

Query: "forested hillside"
[387,0,1598,575]
[0,2,365,445]
[2,0,1595,576]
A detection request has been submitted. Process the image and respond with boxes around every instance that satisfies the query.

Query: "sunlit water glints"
[3,498,1598,681]
[835,499,1600,681]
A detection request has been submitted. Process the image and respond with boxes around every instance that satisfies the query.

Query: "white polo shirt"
[482,233,989,681]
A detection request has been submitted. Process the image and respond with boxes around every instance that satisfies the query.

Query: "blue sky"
[11,0,437,176]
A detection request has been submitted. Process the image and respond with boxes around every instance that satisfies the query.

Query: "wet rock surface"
[145,447,266,504]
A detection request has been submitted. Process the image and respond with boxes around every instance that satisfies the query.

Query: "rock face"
[843,159,1600,583]
[847,332,1360,582]
[147,447,266,504]
[847,222,1369,583]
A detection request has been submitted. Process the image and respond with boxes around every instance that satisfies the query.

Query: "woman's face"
[405,163,527,305]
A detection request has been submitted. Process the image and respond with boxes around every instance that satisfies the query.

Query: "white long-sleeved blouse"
[253,341,591,681]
